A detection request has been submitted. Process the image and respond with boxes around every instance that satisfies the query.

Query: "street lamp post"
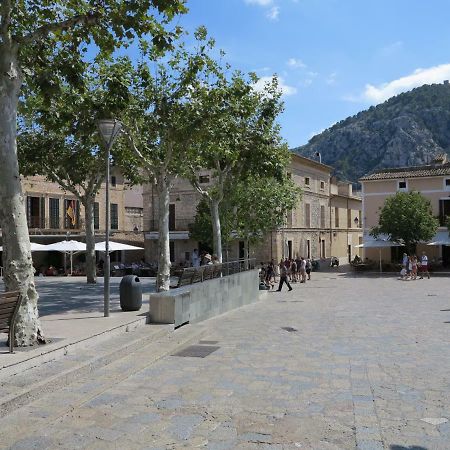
[98,119,122,317]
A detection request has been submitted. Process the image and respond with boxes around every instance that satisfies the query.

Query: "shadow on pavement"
[390,446,428,450]
[31,277,156,317]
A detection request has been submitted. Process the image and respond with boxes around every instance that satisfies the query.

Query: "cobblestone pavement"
[1,273,450,449]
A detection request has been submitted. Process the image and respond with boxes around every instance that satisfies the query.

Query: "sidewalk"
[0,277,156,375]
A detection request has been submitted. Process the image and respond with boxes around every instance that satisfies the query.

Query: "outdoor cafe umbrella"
[355,239,402,273]
[0,242,49,252]
[44,240,86,275]
[94,241,143,252]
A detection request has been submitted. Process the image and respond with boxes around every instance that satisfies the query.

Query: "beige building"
[360,154,450,266]
[143,153,362,266]
[0,171,144,269]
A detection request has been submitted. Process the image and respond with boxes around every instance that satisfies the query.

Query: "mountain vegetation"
[293,83,450,183]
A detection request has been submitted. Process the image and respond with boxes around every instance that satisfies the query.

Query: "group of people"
[400,251,430,280]
[191,249,219,267]
[260,257,312,291]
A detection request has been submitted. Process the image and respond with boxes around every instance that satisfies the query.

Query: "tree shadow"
[389,446,428,450]
[0,277,156,317]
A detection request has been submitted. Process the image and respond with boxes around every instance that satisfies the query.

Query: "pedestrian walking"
[299,257,307,283]
[305,258,312,280]
[276,259,292,292]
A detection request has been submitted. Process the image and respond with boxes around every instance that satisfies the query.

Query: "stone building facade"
[360,154,450,266]
[0,170,144,269]
[143,153,362,266]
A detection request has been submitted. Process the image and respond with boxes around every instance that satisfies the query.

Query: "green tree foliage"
[0,0,186,346]
[119,27,217,291]
[371,192,439,251]
[18,57,135,284]
[186,70,290,261]
[190,175,301,252]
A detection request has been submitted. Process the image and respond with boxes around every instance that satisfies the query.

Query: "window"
[320,239,326,258]
[445,178,450,189]
[49,198,60,229]
[347,209,352,228]
[110,203,118,230]
[334,207,339,228]
[198,175,210,184]
[320,205,325,228]
[170,241,175,262]
[94,202,99,230]
[398,180,407,190]
[305,203,311,228]
[111,176,116,187]
[320,180,325,190]
[169,204,176,231]
[26,196,45,228]
[304,177,310,186]
[439,199,450,226]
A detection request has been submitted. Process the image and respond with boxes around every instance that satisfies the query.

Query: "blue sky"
[169,0,450,148]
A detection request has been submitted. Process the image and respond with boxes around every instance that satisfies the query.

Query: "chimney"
[432,153,448,165]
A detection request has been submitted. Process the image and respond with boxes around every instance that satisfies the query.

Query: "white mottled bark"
[0,43,45,345]
[156,172,171,292]
[84,195,96,284]
[210,199,222,263]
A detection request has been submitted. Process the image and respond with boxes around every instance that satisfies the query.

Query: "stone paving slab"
[0,273,449,449]
[0,277,156,372]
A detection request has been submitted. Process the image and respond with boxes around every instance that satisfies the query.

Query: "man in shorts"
[419,251,430,279]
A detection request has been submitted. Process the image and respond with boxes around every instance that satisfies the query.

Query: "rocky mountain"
[293,82,450,183]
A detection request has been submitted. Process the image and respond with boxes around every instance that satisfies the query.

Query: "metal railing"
[171,258,256,287]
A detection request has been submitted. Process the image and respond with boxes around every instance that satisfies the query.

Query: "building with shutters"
[360,154,450,266]
[143,153,363,266]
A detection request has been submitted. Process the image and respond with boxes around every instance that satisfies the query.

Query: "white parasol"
[95,241,143,252]
[355,239,402,273]
[44,240,86,275]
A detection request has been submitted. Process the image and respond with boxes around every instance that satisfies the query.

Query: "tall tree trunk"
[156,173,171,292]
[210,199,223,263]
[0,44,45,345]
[84,195,96,284]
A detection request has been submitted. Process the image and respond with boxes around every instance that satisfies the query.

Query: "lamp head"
[98,119,122,148]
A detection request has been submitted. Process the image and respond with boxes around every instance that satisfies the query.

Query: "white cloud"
[245,0,273,5]
[379,41,403,57]
[287,58,306,69]
[326,72,337,85]
[266,6,280,20]
[362,63,450,103]
[253,76,297,96]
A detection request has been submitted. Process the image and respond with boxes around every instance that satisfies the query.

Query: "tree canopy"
[371,191,439,251]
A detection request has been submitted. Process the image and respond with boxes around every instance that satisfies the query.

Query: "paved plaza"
[1,273,450,449]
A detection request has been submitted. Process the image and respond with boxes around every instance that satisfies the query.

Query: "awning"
[427,230,450,246]
[95,241,144,252]
[145,231,190,240]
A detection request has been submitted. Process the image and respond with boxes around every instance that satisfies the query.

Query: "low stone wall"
[148,269,260,327]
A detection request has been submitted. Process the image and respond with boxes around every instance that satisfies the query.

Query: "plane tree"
[18,57,135,284]
[0,0,186,346]
[118,27,217,291]
[190,174,300,258]
[186,72,291,262]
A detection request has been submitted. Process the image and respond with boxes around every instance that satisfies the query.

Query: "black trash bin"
[120,275,142,311]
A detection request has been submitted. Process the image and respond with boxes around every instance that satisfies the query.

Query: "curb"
[0,323,177,418]
[0,314,150,379]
